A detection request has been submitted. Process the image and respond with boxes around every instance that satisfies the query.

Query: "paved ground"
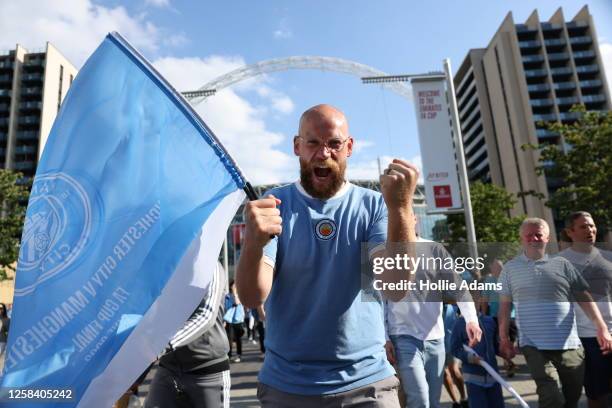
[0,340,590,407]
[135,341,588,407]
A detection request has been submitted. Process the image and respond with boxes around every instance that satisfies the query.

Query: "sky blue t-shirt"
[259,182,394,395]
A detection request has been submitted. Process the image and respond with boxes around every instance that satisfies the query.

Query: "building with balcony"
[454,6,610,238]
[0,42,77,180]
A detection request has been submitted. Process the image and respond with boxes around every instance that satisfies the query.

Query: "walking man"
[559,211,612,408]
[498,218,612,408]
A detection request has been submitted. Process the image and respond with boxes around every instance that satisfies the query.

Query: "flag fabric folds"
[1,32,247,407]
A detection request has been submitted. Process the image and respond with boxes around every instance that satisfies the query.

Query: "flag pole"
[463,345,529,407]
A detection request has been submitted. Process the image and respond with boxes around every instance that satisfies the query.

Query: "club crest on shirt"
[314,219,337,241]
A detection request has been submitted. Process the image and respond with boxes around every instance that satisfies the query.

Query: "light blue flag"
[1,32,248,407]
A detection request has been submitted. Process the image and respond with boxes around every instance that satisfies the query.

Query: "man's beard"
[300,158,346,200]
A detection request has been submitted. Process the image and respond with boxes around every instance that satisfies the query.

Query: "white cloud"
[154,55,246,91]
[271,95,294,114]
[153,57,297,184]
[600,42,612,96]
[347,155,423,183]
[352,140,375,155]
[252,85,294,115]
[0,0,183,67]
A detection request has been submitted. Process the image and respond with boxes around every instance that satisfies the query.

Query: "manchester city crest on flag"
[16,172,98,296]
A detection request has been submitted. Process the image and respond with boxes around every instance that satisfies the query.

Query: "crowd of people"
[133,104,610,407]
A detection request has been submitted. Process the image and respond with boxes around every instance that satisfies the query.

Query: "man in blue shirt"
[236,104,419,407]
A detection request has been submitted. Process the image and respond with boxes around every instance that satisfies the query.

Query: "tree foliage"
[446,182,524,261]
[526,105,612,236]
[0,169,30,279]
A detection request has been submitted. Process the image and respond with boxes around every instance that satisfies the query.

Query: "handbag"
[223,305,237,323]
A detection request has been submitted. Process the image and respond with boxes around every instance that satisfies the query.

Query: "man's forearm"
[498,300,512,341]
[387,207,416,243]
[380,207,417,301]
[578,298,608,332]
[235,243,273,308]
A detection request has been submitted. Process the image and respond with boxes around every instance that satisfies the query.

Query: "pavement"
[0,339,591,407]
[135,341,589,407]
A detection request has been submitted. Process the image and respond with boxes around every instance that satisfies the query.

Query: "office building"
[0,42,77,180]
[454,5,610,236]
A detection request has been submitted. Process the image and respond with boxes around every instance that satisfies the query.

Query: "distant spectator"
[480,259,517,377]
[442,304,468,408]
[559,211,612,408]
[224,280,245,363]
[0,303,9,357]
[252,305,266,354]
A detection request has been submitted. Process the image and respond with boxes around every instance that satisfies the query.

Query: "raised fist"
[380,159,419,211]
[243,195,282,249]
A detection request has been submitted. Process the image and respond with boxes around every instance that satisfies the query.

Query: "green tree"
[0,169,30,279]
[446,181,524,261]
[525,105,612,237]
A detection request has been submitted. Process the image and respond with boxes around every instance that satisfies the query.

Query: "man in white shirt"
[559,211,612,408]
[384,238,481,408]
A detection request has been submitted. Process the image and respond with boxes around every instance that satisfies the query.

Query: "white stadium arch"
[184,56,413,103]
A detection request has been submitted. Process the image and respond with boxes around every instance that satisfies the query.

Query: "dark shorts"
[581,337,612,399]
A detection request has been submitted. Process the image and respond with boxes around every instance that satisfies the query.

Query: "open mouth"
[313,166,331,178]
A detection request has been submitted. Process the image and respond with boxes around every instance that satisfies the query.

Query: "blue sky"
[1,0,611,185]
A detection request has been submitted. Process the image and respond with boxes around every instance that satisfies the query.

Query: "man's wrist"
[243,236,265,252]
[387,205,414,220]
[596,321,609,334]
[241,241,265,262]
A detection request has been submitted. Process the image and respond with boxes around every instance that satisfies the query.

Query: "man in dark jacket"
[145,262,231,408]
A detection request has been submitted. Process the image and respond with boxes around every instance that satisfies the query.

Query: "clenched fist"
[380,159,419,211]
[244,195,283,249]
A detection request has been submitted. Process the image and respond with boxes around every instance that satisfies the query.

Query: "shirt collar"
[519,252,549,263]
[294,180,351,200]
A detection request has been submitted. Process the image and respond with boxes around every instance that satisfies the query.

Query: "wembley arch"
[183,56,413,104]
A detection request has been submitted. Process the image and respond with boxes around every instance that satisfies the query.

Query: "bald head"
[298,104,349,138]
[294,104,353,199]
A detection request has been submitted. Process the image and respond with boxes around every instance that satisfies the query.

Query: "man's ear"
[293,135,300,156]
[346,137,354,157]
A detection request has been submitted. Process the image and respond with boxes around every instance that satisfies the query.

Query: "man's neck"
[570,243,594,254]
[524,250,546,261]
[296,179,348,200]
